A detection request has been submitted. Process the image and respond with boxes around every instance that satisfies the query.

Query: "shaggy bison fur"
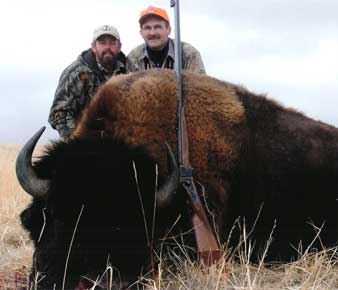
[19,70,337,288]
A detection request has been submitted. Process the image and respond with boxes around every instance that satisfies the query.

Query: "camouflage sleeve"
[126,55,140,73]
[48,63,84,139]
[182,43,206,74]
[126,44,149,73]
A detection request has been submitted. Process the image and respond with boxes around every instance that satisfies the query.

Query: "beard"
[97,50,117,72]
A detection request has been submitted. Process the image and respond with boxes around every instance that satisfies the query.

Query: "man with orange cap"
[127,5,206,74]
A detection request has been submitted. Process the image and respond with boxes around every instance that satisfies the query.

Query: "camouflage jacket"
[48,49,126,139]
[127,38,206,74]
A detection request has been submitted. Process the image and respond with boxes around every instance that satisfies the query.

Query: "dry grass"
[0,145,33,289]
[0,144,337,290]
[147,246,338,290]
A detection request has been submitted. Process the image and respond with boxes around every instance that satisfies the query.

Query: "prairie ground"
[0,145,32,289]
[0,144,337,289]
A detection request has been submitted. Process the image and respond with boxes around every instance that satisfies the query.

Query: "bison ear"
[156,142,179,207]
[16,127,51,198]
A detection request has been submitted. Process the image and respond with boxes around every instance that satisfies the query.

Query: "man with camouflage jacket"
[48,25,127,140]
[127,6,205,74]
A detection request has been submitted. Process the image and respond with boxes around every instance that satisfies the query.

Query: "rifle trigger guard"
[181,176,199,204]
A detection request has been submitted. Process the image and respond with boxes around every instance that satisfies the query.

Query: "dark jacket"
[48,49,126,139]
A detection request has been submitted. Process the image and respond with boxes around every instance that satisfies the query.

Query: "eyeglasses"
[141,24,166,32]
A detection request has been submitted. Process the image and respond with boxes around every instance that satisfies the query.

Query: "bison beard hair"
[20,137,191,289]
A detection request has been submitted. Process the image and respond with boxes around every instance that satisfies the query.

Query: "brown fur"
[74,70,246,206]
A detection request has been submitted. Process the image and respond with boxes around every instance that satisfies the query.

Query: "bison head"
[17,127,191,289]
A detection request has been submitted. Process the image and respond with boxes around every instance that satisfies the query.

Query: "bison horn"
[16,126,51,198]
[156,142,179,207]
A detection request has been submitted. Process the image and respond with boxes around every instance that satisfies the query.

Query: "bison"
[17,70,337,289]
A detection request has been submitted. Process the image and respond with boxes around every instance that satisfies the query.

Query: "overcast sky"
[0,0,337,144]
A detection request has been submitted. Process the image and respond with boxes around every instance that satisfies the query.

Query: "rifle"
[170,0,222,266]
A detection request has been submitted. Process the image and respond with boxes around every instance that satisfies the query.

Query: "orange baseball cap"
[139,6,170,25]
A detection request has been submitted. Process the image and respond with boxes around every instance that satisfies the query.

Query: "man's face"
[140,16,171,51]
[92,35,121,69]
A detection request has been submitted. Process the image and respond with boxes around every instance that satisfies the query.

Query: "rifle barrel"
[172,0,184,166]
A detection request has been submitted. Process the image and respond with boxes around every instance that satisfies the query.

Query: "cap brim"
[139,14,168,25]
